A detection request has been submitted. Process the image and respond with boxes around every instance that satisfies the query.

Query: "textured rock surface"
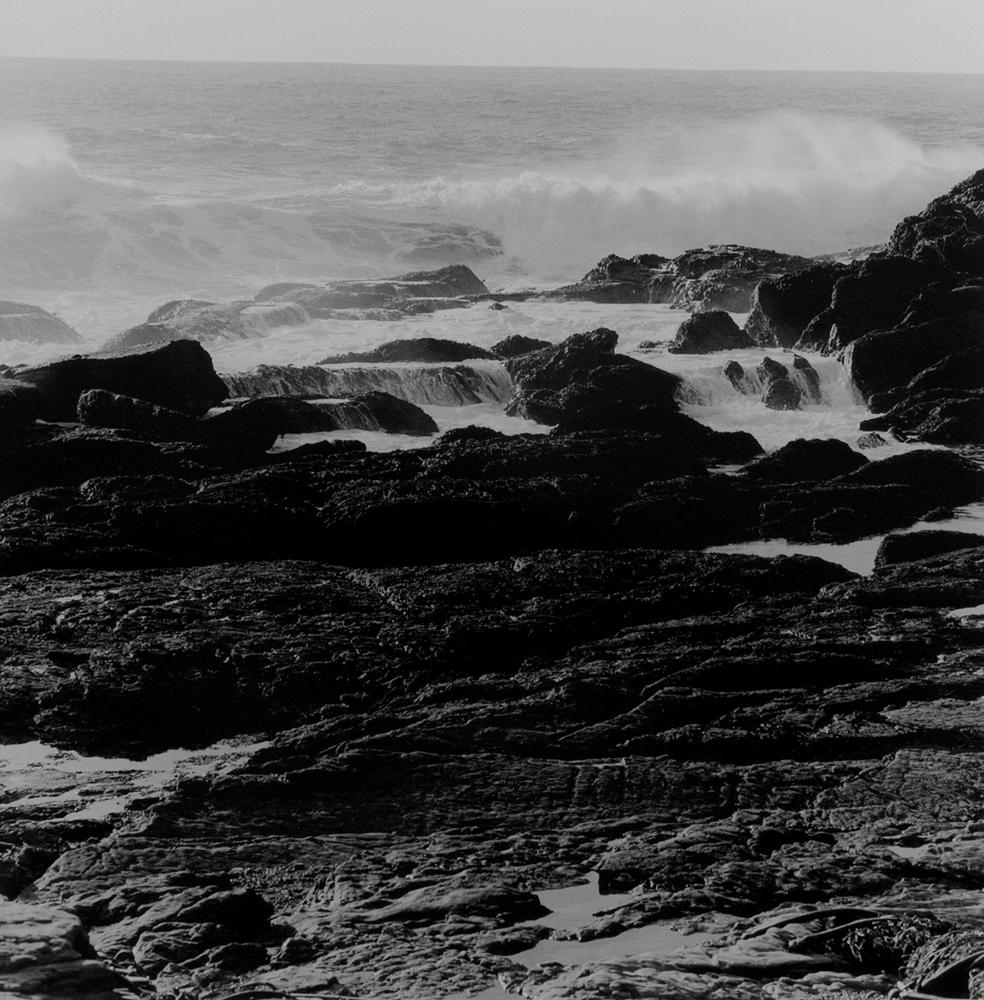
[670,311,750,354]
[16,340,228,420]
[0,301,83,345]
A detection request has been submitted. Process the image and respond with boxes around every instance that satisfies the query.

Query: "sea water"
[2,60,984,338]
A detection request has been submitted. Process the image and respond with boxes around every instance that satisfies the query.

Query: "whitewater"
[3,58,984,569]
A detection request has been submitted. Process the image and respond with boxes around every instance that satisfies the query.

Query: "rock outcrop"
[670,310,751,353]
[15,340,228,420]
[0,301,82,345]
[319,337,493,364]
[551,246,813,311]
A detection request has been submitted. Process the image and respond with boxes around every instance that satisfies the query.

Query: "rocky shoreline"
[1,172,984,999]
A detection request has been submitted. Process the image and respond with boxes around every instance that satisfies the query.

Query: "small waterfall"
[223,360,512,406]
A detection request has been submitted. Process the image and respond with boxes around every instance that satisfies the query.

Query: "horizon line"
[0,54,982,77]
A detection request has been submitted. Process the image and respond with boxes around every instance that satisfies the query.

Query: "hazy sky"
[2,0,983,73]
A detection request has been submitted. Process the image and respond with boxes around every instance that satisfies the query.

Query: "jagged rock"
[16,340,227,420]
[77,390,200,441]
[745,264,846,348]
[860,389,984,444]
[319,337,493,364]
[875,530,984,567]
[222,362,510,407]
[757,358,802,410]
[0,301,82,345]
[490,334,552,358]
[550,246,812,311]
[670,311,751,354]
[0,900,125,998]
[844,310,984,402]
[888,167,984,274]
[856,432,887,449]
[797,256,957,353]
[724,360,746,390]
[505,328,680,425]
[255,264,488,316]
[791,355,823,403]
[744,439,868,483]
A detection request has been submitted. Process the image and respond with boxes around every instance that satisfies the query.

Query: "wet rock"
[906,342,984,395]
[0,377,40,428]
[106,299,309,351]
[255,264,488,317]
[844,309,984,402]
[762,378,802,411]
[791,355,823,403]
[0,300,83,345]
[745,263,846,348]
[550,246,812,311]
[744,439,867,483]
[888,167,984,275]
[724,360,746,390]
[903,928,984,998]
[356,880,548,925]
[855,432,886,449]
[505,328,681,424]
[76,390,200,441]
[861,389,984,444]
[796,255,958,353]
[16,340,228,420]
[223,362,510,407]
[490,334,552,358]
[0,900,125,998]
[875,530,984,568]
[319,337,494,364]
[670,311,751,354]
[837,449,984,509]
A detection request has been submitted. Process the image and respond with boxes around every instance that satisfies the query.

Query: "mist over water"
[1,60,983,337]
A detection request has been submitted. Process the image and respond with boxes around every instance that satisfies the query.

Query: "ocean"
[2,59,984,341]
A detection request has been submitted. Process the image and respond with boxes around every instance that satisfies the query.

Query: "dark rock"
[745,439,868,483]
[905,343,984,395]
[856,432,887,450]
[836,449,984,509]
[319,337,493,364]
[505,329,680,425]
[791,355,823,404]
[652,245,814,312]
[255,264,488,317]
[16,340,228,420]
[436,426,506,446]
[763,378,802,411]
[550,246,811,311]
[723,360,746,390]
[0,300,83,345]
[875,530,984,568]
[844,310,984,402]
[222,362,509,408]
[860,389,984,445]
[669,311,751,354]
[797,256,958,353]
[745,264,846,348]
[490,334,552,358]
[76,390,200,441]
[0,377,39,428]
[323,391,439,436]
[888,167,984,275]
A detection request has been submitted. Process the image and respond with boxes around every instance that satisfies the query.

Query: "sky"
[1,0,984,73]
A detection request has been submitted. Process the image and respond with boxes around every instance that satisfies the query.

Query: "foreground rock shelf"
[3,168,984,1000]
